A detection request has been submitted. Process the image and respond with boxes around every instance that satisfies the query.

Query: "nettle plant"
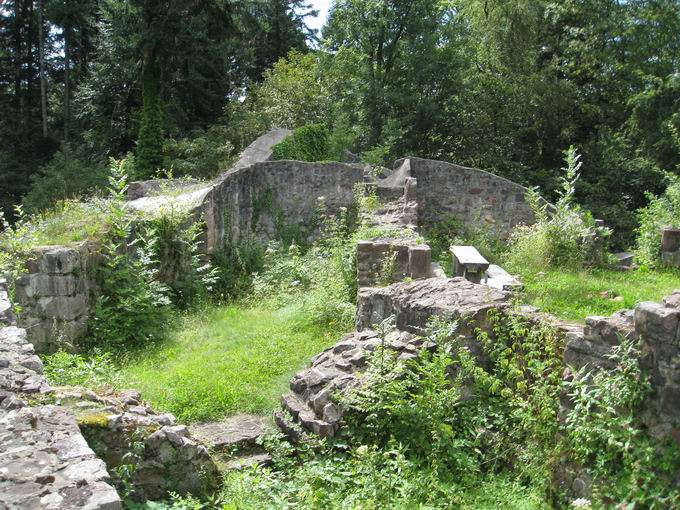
[564,337,680,508]
[506,147,610,273]
[88,157,172,350]
[341,311,564,487]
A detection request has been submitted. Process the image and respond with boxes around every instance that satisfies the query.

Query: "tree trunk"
[13,1,23,143]
[38,0,48,138]
[64,18,70,143]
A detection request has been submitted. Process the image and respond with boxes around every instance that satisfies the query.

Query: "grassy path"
[120,304,344,422]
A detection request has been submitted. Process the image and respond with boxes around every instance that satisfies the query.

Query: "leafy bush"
[211,236,266,301]
[163,125,236,179]
[635,176,680,267]
[564,337,680,507]
[272,124,332,162]
[505,147,610,274]
[42,350,121,389]
[147,208,219,308]
[88,158,172,350]
[22,146,108,214]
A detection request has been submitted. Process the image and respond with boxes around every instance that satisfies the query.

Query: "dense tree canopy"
[1,0,679,247]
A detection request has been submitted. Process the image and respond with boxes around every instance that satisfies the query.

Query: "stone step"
[223,452,273,471]
[188,414,271,452]
[281,392,308,420]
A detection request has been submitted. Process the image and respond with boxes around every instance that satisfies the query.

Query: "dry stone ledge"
[356,277,509,334]
[276,329,427,440]
[0,324,122,509]
[58,387,220,502]
[189,414,272,451]
[0,405,122,510]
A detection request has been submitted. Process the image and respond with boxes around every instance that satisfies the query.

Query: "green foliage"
[22,147,108,214]
[343,312,562,486]
[41,350,121,389]
[272,124,332,162]
[146,208,219,309]
[88,157,171,350]
[506,147,610,274]
[211,236,266,302]
[163,125,236,179]
[564,338,680,507]
[519,267,680,322]
[136,62,164,179]
[253,51,333,129]
[635,176,680,267]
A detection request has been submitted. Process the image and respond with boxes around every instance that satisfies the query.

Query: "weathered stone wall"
[356,241,431,287]
[403,157,537,239]
[564,292,680,444]
[15,242,98,352]
[276,278,510,440]
[0,281,219,506]
[203,160,364,252]
[0,281,122,509]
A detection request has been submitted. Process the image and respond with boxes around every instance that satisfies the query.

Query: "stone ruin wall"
[202,160,364,253]
[405,157,537,239]
[0,280,220,508]
[14,242,97,353]
[11,128,544,351]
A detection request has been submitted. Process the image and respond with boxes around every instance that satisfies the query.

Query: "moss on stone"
[77,412,110,428]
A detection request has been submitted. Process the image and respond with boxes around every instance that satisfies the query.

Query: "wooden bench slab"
[450,245,489,284]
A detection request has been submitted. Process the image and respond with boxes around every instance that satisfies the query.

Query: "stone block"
[19,274,78,298]
[408,245,431,279]
[635,301,680,345]
[37,246,82,275]
[37,294,89,321]
[662,250,680,269]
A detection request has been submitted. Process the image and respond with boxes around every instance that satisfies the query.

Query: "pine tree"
[135,55,163,179]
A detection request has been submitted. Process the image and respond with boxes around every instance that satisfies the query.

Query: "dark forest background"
[1,0,679,247]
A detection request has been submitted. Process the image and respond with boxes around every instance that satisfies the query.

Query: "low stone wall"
[564,292,680,444]
[404,157,537,239]
[14,242,97,352]
[204,160,364,251]
[276,278,511,439]
[356,240,431,287]
[0,282,122,509]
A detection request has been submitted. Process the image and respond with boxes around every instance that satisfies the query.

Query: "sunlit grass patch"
[520,267,680,322]
[119,303,346,422]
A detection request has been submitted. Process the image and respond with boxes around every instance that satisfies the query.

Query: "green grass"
[29,198,110,245]
[119,303,345,422]
[520,267,680,322]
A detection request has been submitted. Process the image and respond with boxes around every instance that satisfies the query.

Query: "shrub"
[22,146,108,214]
[505,147,610,274]
[211,236,266,301]
[146,208,219,309]
[272,124,332,162]
[635,176,680,267]
[163,125,236,179]
[88,157,172,350]
[42,350,121,389]
[564,337,680,507]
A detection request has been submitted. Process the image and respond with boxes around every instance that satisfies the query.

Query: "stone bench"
[450,245,489,284]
